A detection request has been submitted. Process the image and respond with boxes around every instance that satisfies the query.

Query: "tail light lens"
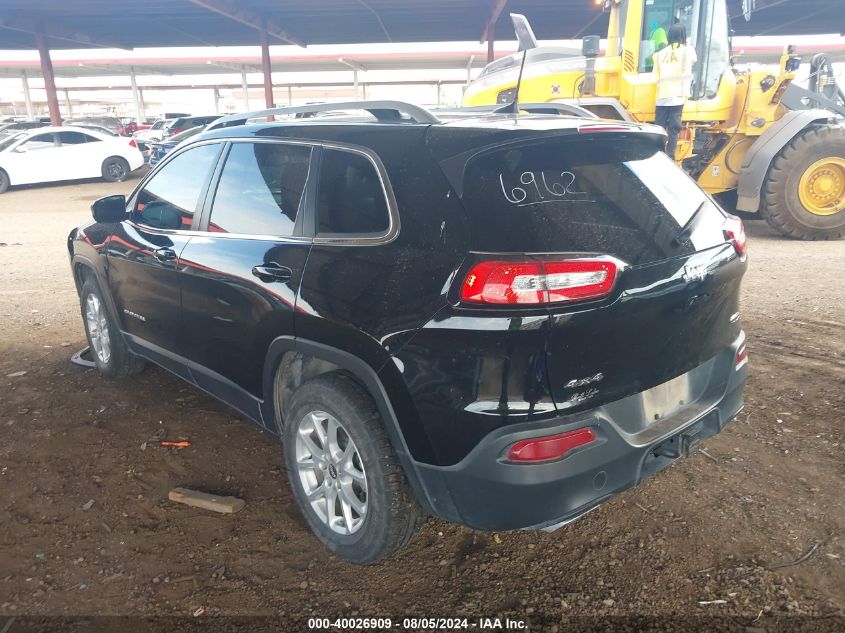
[128,139,138,148]
[735,342,748,370]
[507,427,596,462]
[461,259,618,305]
[723,215,747,256]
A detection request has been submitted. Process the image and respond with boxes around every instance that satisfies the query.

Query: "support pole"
[287,85,292,105]
[213,87,220,114]
[130,66,144,123]
[34,28,61,125]
[241,66,250,110]
[487,21,495,63]
[259,23,274,108]
[21,71,34,120]
[139,88,146,121]
[64,89,72,117]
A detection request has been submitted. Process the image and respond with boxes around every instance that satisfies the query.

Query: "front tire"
[102,156,130,183]
[282,373,422,564]
[79,277,145,378]
[0,169,9,193]
[759,125,845,240]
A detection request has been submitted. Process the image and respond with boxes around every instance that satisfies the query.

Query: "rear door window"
[133,143,221,230]
[207,142,312,235]
[460,137,724,263]
[316,149,389,235]
[58,131,96,145]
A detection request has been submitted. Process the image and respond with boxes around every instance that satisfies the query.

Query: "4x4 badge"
[564,373,604,389]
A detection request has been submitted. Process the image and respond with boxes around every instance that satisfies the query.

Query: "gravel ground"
[0,173,843,632]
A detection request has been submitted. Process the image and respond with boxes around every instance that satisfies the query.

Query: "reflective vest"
[653,43,697,103]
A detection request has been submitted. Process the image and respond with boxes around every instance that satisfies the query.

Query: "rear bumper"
[127,151,145,171]
[411,333,747,531]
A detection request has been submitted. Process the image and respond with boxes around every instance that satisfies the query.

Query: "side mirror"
[91,194,127,223]
[14,145,27,153]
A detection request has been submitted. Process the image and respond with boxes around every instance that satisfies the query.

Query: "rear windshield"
[461,137,724,263]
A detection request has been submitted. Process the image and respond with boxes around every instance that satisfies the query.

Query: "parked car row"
[0,113,222,189]
[0,126,144,193]
[147,126,204,166]
[0,112,215,143]
[133,114,220,143]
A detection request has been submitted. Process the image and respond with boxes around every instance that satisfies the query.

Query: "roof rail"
[434,102,598,119]
[207,100,441,130]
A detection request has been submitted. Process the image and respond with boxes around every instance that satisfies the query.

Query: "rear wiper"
[674,199,708,246]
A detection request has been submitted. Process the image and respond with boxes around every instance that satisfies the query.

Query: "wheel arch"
[71,254,123,329]
[260,336,438,516]
[736,109,836,212]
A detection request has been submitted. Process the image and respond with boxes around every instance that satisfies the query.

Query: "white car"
[0,126,144,193]
[132,119,172,143]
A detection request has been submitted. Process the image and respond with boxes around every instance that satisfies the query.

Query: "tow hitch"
[653,424,703,459]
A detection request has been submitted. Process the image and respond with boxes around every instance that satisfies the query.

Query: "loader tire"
[759,124,845,240]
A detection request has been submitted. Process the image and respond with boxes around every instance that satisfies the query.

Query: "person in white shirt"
[652,23,697,159]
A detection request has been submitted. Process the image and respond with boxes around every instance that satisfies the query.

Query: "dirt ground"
[0,172,843,632]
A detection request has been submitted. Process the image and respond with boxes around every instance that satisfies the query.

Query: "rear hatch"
[439,127,746,413]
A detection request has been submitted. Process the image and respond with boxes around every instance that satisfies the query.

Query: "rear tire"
[282,373,423,564]
[759,125,845,240]
[102,157,130,183]
[79,277,146,379]
[0,169,9,193]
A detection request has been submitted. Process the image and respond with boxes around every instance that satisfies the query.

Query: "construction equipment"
[462,1,845,240]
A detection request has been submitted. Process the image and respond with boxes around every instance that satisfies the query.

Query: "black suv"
[68,101,748,564]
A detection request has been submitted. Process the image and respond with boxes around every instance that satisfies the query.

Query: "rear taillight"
[461,259,618,305]
[129,139,138,148]
[507,427,596,462]
[723,215,747,256]
[735,342,748,370]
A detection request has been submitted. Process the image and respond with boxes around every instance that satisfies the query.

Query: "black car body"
[68,101,748,563]
[66,117,126,136]
[0,120,48,137]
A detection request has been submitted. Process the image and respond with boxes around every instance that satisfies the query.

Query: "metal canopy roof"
[3,38,842,81]
[0,0,843,51]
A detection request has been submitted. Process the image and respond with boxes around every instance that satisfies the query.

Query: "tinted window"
[134,143,220,230]
[462,137,724,263]
[22,133,56,150]
[58,131,96,145]
[208,142,311,235]
[317,149,389,235]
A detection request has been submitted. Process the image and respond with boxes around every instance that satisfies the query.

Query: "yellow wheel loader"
[462,0,845,240]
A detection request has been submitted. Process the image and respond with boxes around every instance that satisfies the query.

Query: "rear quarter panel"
[292,125,472,463]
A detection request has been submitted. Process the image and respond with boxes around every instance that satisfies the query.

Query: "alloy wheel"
[107,161,126,180]
[294,410,368,535]
[85,293,111,365]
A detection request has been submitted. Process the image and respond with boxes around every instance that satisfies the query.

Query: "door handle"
[154,247,177,262]
[252,263,293,283]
